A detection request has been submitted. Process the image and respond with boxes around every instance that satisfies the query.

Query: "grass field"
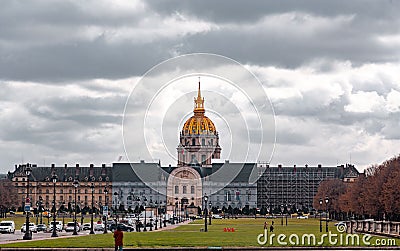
[0,218,398,248]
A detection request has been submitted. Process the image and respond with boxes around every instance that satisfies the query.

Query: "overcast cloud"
[1,0,400,173]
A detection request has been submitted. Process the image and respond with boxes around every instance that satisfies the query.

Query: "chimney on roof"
[51,163,55,175]
[75,164,80,177]
[101,164,106,176]
[318,164,322,168]
[225,160,229,164]
[140,160,145,163]
[89,164,94,177]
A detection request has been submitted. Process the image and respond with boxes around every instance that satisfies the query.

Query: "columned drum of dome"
[177,81,221,167]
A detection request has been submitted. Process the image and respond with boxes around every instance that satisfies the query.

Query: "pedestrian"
[113,226,123,251]
[270,224,274,232]
[272,220,274,225]
[263,221,268,230]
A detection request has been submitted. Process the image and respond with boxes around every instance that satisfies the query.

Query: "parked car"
[82,223,92,231]
[109,223,134,232]
[94,223,104,231]
[65,222,80,232]
[0,221,15,234]
[21,223,37,233]
[297,215,308,219]
[48,221,63,232]
[36,224,47,232]
[212,214,223,219]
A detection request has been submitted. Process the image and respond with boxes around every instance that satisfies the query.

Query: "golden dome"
[182,81,216,135]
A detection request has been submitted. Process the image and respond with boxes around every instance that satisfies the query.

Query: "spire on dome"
[194,78,205,116]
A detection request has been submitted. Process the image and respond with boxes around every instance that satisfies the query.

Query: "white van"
[0,220,15,234]
[49,221,63,231]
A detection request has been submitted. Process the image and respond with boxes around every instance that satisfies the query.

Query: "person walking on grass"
[113,226,124,251]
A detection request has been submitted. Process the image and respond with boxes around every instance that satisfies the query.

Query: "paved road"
[0,229,104,244]
[0,221,191,244]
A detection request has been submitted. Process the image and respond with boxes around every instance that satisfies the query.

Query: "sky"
[1,0,400,173]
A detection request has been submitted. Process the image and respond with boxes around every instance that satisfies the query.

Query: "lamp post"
[51,174,58,237]
[280,204,284,226]
[136,197,141,232]
[319,198,323,232]
[143,196,147,232]
[154,201,158,230]
[159,201,163,229]
[209,202,212,225]
[325,196,329,232]
[23,165,32,240]
[39,196,43,224]
[72,179,79,235]
[285,204,288,226]
[113,192,118,225]
[204,195,208,232]
[103,186,108,234]
[89,183,95,234]
[163,200,167,227]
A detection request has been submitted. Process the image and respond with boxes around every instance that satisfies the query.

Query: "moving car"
[21,223,37,233]
[65,222,80,232]
[36,224,47,232]
[109,223,134,232]
[212,214,223,219]
[0,221,15,234]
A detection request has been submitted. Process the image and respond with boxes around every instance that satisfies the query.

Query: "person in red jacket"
[113,226,124,251]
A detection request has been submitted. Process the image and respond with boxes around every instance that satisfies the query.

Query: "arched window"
[174,186,179,194]
[46,189,49,194]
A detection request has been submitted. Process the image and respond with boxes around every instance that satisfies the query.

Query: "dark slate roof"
[211,162,257,183]
[112,162,165,182]
[7,163,112,182]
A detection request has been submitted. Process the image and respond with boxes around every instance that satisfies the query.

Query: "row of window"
[174,185,195,194]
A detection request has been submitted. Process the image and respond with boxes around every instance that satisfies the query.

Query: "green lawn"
[0,218,398,248]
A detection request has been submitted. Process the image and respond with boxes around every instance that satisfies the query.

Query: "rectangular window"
[201,155,206,164]
[191,154,195,161]
[202,139,205,146]
[69,196,72,202]
[78,195,81,201]
[99,196,102,202]
[175,186,179,194]
[84,196,88,201]
[183,186,187,194]
[191,186,195,194]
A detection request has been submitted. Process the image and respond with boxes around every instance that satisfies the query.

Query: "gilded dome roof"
[181,81,216,136]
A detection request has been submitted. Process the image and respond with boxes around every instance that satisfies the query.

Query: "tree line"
[314,155,400,221]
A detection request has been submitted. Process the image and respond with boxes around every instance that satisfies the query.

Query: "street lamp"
[209,202,212,225]
[136,197,141,232]
[103,186,108,234]
[39,196,43,224]
[154,201,158,230]
[51,174,58,237]
[143,196,148,232]
[23,165,32,240]
[325,196,329,232]
[163,200,167,227]
[204,195,208,232]
[280,204,284,226]
[114,192,118,225]
[285,204,288,226]
[72,179,79,235]
[319,198,323,232]
[89,183,95,234]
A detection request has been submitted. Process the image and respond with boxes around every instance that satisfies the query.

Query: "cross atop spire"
[194,78,205,116]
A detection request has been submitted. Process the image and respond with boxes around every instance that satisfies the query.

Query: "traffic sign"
[24,204,31,212]
[103,206,108,216]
